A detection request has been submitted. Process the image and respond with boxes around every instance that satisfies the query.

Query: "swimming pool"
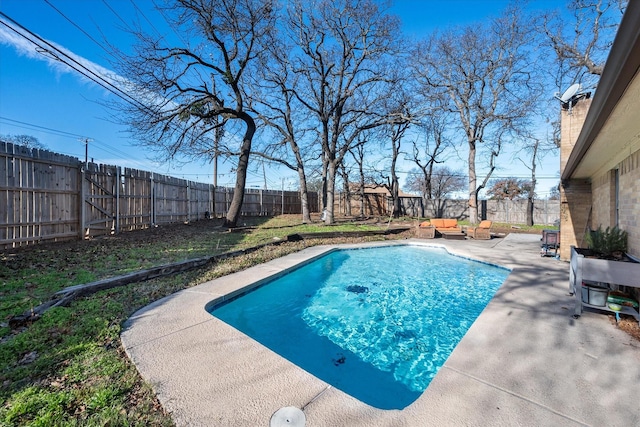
[209,244,509,409]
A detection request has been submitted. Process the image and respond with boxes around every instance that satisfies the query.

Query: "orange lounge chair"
[416,221,436,238]
[429,218,462,236]
[466,220,492,240]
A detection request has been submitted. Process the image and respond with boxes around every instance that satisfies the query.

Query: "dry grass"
[611,316,640,341]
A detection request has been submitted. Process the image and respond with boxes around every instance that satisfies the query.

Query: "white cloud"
[0,16,124,92]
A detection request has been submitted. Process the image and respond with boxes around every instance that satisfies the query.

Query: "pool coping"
[121,235,640,426]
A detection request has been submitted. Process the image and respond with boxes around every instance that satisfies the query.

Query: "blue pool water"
[209,245,509,409]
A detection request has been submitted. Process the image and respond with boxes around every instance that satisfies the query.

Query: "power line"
[43,0,108,53]
[0,11,149,113]
[100,0,129,28]
[0,116,88,139]
[0,115,153,167]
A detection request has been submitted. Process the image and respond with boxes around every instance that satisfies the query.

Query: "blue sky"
[0,0,566,194]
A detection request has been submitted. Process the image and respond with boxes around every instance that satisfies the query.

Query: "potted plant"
[584,225,628,260]
[570,225,640,323]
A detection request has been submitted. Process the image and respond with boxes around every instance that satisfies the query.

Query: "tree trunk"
[468,141,478,224]
[321,155,328,213]
[359,163,366,218]
[291,142,312,223]
[297,168,312,223]
[224,114,255,228]
[342,171,352,217]
[353,144,366,218]
[526,198,534,227]
[391,143,401,218]
[324,160,336,224]
[392,180,401,218]
[526,141,538,227]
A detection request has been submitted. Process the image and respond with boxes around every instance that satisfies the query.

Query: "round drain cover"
[270,406,306,427]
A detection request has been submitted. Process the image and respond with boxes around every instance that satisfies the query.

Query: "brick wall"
[618,149,640,257]
[560,99,592,173]
[559,179,592,260]
[590,170,615,229]
[559,100,592,260]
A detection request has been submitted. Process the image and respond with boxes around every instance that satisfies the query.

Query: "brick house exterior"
[559,2,640,260]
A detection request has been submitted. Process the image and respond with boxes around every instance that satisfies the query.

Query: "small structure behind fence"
[337,191,560,225]
[1,142,317,249]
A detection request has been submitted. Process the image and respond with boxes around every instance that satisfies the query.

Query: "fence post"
[115,166,121,234]
[187,180,191,222]
[150,173,155,226]
[80,165,87,239]
[214,184,218,218]
[260,189,263,215]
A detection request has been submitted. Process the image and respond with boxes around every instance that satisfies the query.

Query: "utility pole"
[212,110,224,188]
[213,153,218,188]
[79,138,93,169]
[263,164,268,190]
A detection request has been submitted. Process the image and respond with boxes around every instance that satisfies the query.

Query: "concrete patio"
[121,234,640,426]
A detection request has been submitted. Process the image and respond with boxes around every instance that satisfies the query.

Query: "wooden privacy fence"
[338,192,560,225]
[1,142,317,249]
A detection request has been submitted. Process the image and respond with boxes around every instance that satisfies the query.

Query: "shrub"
[586,225,628,258]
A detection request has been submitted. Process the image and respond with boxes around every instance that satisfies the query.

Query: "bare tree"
[515,129,558,226]
[405,166,465,218]
[407,92,454,216]
[248,32,316,223]
[285,0,405,224]
[543,0,627,86]
[349,138,369,218]
[112,0,275,227]
[487,177,533,201]
[1,134,46,150]
[338,161,353,216]
[413,6,538,224]
[387,120,411,218]
[347,133,389,219]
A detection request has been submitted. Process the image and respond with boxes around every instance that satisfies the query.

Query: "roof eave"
[561,1,640,181]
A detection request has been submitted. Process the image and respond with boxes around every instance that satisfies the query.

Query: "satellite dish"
[554,83,590,114]
[556,83,581,103]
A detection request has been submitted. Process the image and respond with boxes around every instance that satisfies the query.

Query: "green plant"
[585,225,628,258]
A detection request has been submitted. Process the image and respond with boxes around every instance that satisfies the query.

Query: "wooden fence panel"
[83,163,118,236]
[242,189,262,215]
[154,175,188,224]
[483,199,560,225]
[189,181,213,221]
[1,143,80,247]
[119,168,152,231]
[0,142,314,249]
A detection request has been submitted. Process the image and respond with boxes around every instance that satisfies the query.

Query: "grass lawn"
[0,215,396,425]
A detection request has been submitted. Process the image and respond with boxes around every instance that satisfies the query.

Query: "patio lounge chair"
[415,221,436,239]
[466,220,492,240]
